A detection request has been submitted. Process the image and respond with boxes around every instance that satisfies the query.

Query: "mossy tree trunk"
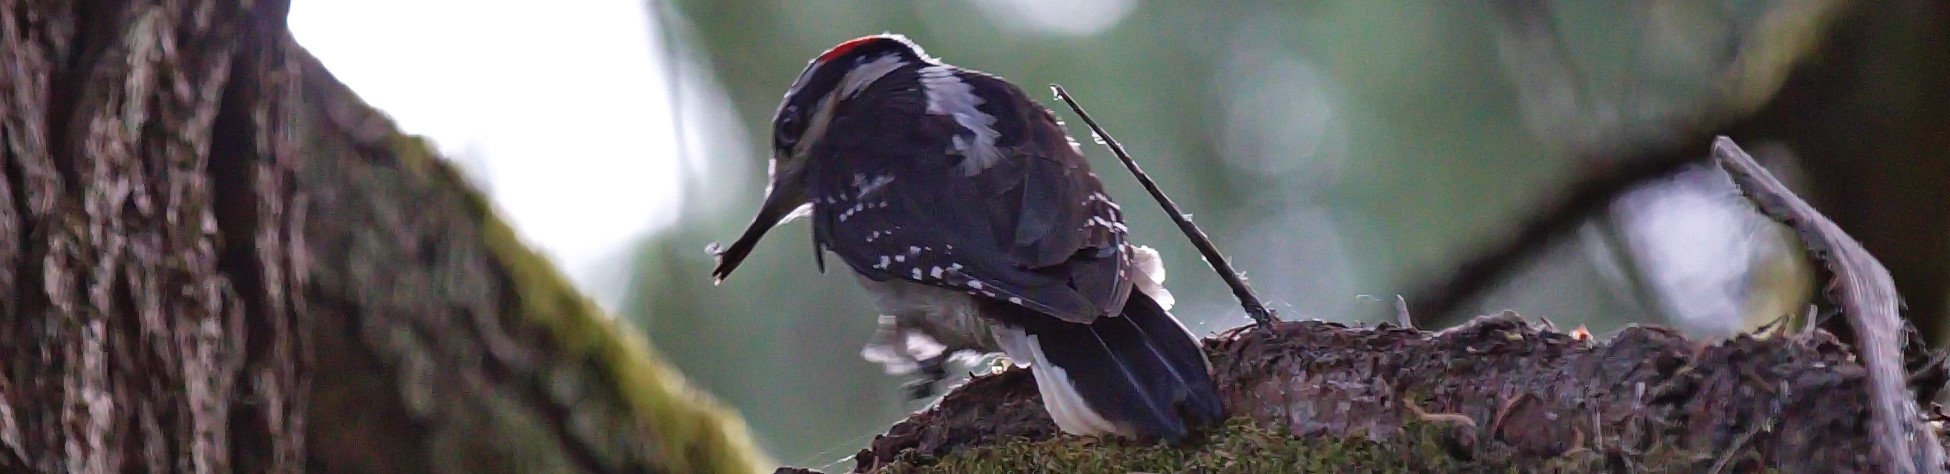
[0,1,765,473]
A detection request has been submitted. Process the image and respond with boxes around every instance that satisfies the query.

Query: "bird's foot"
[900,353,956,400]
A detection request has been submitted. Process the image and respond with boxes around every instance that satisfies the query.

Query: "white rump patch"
[918,66,1003,176]
[1129,245,1174,310]
[1127,244,1208,371]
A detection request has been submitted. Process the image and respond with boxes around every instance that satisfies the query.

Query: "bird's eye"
[777,105,805,143]
[779,105,800,129]
[778,118,798,136]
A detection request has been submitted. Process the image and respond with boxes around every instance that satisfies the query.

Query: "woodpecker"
[710,34,1224,442]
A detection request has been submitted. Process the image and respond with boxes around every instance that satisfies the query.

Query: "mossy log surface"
[0,0,766,472]
[782,314,1950,473]
[294,47,766,474]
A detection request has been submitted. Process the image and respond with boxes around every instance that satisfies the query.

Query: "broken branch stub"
[1712,136,1947,474]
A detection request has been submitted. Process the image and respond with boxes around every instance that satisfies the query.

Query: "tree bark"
[818,315,1950,473]
[0,1,766,473]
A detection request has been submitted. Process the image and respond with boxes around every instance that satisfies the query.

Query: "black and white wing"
[805,66,1132,324]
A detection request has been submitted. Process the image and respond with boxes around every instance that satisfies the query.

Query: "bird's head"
[711,34,936,283]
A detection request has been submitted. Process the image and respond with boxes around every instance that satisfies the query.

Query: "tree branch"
[788,313,1950,473]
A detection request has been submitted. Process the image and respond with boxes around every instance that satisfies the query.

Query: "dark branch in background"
[1713,137,1947,474]
[1411,1,1950,341]
[1050,85,1278,330]
[1404,133,1716,327]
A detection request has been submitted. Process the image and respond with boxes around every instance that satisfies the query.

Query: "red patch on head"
[818,35,890,63]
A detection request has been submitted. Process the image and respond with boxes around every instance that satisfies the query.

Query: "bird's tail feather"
[993,290,1225,442]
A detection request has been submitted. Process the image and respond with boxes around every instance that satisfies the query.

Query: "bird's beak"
[709,160,810,284]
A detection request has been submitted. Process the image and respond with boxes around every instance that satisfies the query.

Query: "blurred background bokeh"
[291,0,1948,468]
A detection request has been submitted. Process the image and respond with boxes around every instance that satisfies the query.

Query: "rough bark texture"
[0,1,766,473]
[804,315,1950,473]
[0,1,307,471]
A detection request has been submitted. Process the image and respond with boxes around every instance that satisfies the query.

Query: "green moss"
[387,134,771,473]
[876,418,1468,474]
[864,411,1752,473]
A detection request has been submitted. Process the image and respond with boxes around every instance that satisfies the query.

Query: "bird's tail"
[993,288,1226,442]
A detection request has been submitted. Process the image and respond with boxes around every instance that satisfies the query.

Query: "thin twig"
[1050,85,1278,330]
[1394,295,1414,329]
[1713,136,1945,474]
